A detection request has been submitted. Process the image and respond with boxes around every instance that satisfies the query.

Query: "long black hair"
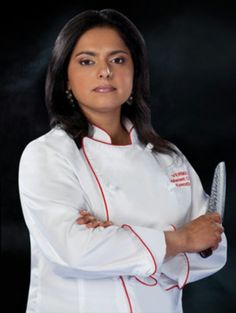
[45,8,176,154]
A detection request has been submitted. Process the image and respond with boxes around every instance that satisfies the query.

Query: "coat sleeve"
[18,140,166,280]
[158,154,227,290]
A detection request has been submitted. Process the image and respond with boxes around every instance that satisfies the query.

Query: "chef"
[18,9,227,313]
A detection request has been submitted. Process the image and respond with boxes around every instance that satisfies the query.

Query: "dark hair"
[45,8,176,154]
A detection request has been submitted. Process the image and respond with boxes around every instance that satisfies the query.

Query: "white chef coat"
[18,118,227,313]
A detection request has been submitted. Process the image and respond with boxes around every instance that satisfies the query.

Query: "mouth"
[93,86,116,93]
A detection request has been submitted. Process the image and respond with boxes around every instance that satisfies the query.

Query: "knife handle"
[199,248,212,258]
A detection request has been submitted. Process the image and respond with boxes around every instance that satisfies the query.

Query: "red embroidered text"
[170,171,191,187]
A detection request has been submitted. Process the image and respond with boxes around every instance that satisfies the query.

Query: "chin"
[92,100,123,111]
[94,105,122,113]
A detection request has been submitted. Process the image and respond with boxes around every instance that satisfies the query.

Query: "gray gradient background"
[1,1,236,312]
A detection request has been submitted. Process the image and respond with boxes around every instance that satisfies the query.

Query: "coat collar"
[89,118,139,145]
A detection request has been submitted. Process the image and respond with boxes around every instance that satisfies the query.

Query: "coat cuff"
[121,224,166,283]
[158,252,190,290]
[158,224,190,290]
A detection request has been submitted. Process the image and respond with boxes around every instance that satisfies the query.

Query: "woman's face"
[67,27,134,119]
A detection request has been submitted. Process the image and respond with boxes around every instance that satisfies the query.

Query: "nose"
[97,63,112,79]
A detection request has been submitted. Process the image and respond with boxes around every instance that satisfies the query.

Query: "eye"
[111,57,125,64]
[79,59,94,66]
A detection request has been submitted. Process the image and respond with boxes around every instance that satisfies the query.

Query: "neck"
[85,110,130,144]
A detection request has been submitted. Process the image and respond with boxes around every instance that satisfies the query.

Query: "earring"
[126,95,133,106]
[65,89,76,109]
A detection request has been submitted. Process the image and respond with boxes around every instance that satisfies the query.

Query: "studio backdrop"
[1,1,236,313]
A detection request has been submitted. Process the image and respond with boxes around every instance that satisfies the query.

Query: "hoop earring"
[65,89,76,109]
[126,95,133,106]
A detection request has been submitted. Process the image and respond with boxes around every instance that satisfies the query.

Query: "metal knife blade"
[199,161,226,258]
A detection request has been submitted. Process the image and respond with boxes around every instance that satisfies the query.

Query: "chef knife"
[199,161,226,258]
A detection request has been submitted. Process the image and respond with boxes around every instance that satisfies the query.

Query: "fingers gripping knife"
[199,161,226,258]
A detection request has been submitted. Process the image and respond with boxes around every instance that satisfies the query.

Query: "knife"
[199,161,226,258]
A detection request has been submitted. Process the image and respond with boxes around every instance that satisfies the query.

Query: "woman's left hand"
[76,210,113,228]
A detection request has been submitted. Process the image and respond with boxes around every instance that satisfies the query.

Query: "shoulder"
[19,127,81,170]
[153,143,186,169]
[21,127,78,158]
[155,143,204,186]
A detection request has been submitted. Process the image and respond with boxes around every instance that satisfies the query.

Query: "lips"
[93,86,116,93]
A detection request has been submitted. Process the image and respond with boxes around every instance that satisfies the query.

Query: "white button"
[108,184,119,192]
[145,143,154,151]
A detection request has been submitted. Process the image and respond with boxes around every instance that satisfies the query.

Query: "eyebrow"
[74,50,129,57]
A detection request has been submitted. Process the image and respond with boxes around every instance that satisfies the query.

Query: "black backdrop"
[1,1,236,312]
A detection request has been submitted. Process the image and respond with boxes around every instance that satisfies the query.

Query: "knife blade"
[199,161,226,258]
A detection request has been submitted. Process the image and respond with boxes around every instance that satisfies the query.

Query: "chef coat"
[18,118,227,313]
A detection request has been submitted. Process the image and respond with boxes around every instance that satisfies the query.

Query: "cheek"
[123,72,133,92]
[69,73,90,97]
[67,64,91,91]
[117,68,133,89]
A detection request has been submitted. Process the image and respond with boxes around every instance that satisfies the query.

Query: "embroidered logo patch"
[170,171,191,187]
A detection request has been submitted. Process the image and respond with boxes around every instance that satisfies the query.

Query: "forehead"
[73,27,129,51]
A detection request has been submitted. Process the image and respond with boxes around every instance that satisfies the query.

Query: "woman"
[18,9,227,313]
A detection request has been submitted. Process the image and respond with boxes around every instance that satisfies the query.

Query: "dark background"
[1,1,236,312]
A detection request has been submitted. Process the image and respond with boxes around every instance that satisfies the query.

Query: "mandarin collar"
[89,118,139,145]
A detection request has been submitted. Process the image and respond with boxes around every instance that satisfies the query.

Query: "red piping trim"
[135,275,158,286]
[82,139,109,221]
[85,136,133,146]
[82,140,133,312]
[121,224,157,276]
[120,276,133,313]
[165,284,179,291]
[165,224,190,291]
[180,253,190,289]
[86,124,134,146]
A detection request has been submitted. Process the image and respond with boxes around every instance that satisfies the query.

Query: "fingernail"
[80,210,88,214]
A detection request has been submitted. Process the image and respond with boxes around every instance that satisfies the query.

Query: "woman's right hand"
[164,212,224,258]
[76,210,113,228]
